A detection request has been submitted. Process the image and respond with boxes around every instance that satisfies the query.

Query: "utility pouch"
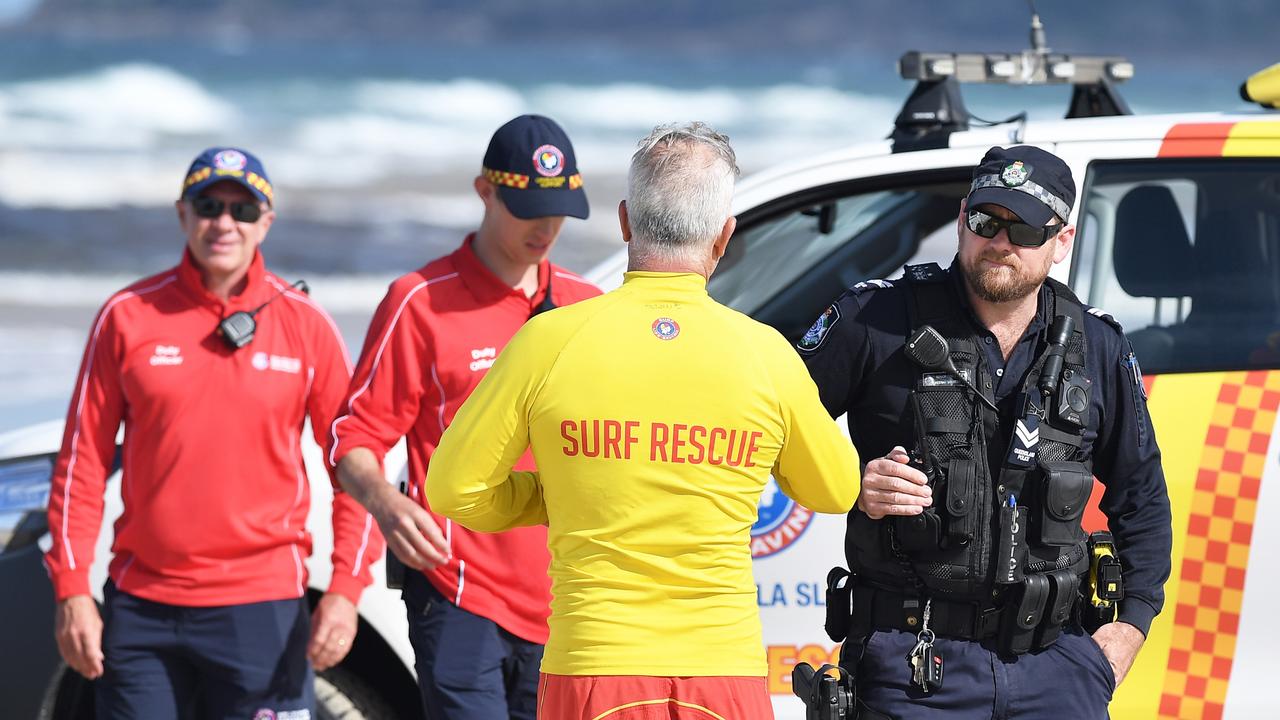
[999,573,1050,656]
[1037,461,1092,546]
[1034,569,1081,649]
[893,510,942,553]
[944,459,978,542]
[824,567,854,642]
[994,504,1027,584]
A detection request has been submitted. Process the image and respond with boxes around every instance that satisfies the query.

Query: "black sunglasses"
[191,195,264,223]
[966,209,1063,248]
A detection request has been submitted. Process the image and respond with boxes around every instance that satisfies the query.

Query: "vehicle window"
[1073,159,1280,374]
[710,178,969,341]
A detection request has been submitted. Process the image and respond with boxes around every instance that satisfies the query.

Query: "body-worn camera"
[1056,369,1091,427]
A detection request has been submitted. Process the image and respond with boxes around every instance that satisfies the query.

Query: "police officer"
[798,146,1172,719]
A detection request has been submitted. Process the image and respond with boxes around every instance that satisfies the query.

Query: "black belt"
[849,585,1004,640]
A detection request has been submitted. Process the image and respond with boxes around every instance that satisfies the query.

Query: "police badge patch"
[797,304,840,352]
[1000,161,1031,187]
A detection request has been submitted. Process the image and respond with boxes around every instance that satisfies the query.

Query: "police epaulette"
[1084,306,1124,334]
[903,262,946,284]
[849,278,895,295]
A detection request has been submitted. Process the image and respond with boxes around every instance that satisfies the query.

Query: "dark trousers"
[851,626,1115,719]
[96,582,314,720]
[403,573,543,720]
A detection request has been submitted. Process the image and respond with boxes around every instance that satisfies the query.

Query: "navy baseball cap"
[482,115,589,220]
[180,147,274,206]
[966,145,1075,226]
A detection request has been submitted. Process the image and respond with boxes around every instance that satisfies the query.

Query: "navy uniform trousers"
[402,572,543,720]
[97,582,314,720]
[852,626,1115,719]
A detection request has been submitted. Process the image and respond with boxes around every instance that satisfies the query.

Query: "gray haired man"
[423,122,858,718]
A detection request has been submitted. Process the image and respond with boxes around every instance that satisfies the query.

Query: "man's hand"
[307,593,359,671]
[857,446,933,520]
[337,449,449,570]
[1091,621,1145,686]
[55,594,104,679]
[367,488,450,570]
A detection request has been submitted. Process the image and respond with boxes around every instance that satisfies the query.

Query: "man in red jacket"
[45,147,383,719]
[330,115,600,719]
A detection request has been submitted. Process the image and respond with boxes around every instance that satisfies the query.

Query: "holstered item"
[1034,569,1081,648]
[994,504,1028,584]
[792,663,855,720]
[1081,531,1124,632]
[825,567,854,642]
[999,574,1050,655]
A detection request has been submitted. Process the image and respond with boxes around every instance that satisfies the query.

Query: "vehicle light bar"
[898,51,1134,86]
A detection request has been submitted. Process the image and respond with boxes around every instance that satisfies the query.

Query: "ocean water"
[0,30,1265,433]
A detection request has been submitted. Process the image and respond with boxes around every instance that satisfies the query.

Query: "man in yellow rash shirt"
[427,122,858,719]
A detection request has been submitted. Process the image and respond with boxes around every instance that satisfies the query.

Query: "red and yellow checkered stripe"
[181,167,274,205]
[484,167,530,189]
[484,167,583,191]
[1157,372,1279,719]
[182,167,212,191]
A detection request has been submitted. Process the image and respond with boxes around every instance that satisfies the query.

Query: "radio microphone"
[905,325,998,412]
[218,279,309,350]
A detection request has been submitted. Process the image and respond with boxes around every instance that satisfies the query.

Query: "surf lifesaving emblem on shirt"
[797,304,840,353]
[469,347,497,372]
[149,344,183,366]
[251,352,302,374]
[752,477,813,559]
[652,317,680,340]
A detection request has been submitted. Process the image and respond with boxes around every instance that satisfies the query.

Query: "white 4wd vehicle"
[3,47,1279,720]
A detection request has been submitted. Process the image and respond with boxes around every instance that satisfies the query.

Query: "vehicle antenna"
[1027,0,1049,57]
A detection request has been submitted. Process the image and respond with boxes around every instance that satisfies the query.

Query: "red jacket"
[330,236,600,643]
[45,250,382,607]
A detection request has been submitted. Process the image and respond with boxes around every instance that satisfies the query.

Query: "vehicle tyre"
[316,667,398,720]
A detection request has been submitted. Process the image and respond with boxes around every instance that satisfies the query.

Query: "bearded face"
[957,204,1061,303]
[959,245,1054,303]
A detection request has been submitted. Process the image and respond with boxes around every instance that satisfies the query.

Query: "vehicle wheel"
[316,667,398,720]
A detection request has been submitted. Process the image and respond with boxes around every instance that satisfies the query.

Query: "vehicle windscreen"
[1072,159,1280,374]
[708,179,968,340]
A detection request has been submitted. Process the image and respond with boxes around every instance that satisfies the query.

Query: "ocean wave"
[0,271,398,313]
[354,78,526,124]
[0,61,1063,210]
[0,63,238,149]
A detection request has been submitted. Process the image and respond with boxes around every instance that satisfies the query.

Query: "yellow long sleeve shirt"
[426,271,858,676]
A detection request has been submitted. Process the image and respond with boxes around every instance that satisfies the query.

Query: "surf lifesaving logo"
[751,477,813,558]
[651,317,680,340]
[533,144,565,177]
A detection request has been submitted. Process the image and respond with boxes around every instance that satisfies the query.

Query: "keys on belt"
[906,599,945,693]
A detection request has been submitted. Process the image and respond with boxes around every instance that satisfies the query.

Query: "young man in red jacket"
[331,115,600,719]
[45,147,382,719]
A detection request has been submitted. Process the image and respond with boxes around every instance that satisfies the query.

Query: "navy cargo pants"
[851,626,1116,719]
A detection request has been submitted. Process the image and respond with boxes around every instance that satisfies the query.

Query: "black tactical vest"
[847,264,1093,603]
